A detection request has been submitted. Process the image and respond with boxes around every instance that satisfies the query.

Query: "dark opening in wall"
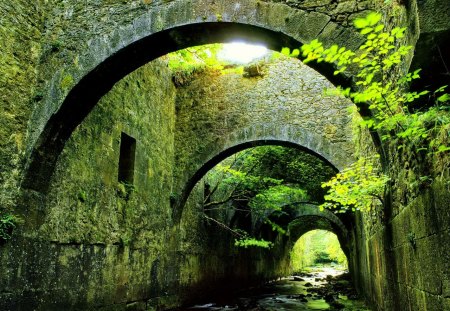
[118,132,136,184]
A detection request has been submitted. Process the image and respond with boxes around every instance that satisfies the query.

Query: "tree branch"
[203,215,244,237]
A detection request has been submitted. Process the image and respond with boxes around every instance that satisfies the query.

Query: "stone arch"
[175,123,352,219]
[23,0,365,192]
[259,203,350,261]
[287,218,350,265]
[254,203,348,241]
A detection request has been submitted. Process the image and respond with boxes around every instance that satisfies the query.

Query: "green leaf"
[291,49,300,57]
[374,24,384,32]
[367,12,382,26]
[437,94,450,102]
[434,85,447,93]
[281,47,290,56]
[361,27,373,35]
[354,18,369,29]
[437,145,450,153]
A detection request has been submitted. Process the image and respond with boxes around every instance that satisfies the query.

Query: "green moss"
[77,190,87,202]
[60,74,74,90]
[0,212,20,241]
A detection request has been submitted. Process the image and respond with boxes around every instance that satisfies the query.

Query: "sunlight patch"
[218,42,269,64]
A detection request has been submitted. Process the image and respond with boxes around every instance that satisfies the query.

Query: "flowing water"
[180,267,370,311]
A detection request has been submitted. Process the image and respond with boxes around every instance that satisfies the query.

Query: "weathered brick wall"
[173,56,355,203]
[0,0,45,214]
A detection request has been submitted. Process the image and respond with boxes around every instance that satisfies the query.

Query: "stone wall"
[173,56,355,208]
[20,0,367,194]
[0,0,45,215]
[0,58,181,310]
[349,144,450,310]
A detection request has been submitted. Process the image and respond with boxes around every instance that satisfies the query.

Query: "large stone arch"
[246,203,351,278]
[23,0,366,192]
[173,56,357,213]
[265,203,351,273]
[285,204,349,252]
[177,128,345,217]
[254,203,348,240]
[286,213,351,266]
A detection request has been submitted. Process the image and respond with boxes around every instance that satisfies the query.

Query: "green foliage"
[235,237,273,249]
[203,146,335,248]
[291,230,347,272]
[250,185,308,213]
[301,12,449,151]
[0,212,19,241]
[167,44,225,73]
[225,146,336,202]
[299,12,450,212]
[264,218,287,235]
[77,190,87,203]
[166,44,225,86]
[60,74,74,90]
[320,156,389,213]
[166,44,251,85]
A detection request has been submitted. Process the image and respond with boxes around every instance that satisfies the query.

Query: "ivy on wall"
[298,12,449,213]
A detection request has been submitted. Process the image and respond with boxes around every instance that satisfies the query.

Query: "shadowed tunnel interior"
[2,1,449,310]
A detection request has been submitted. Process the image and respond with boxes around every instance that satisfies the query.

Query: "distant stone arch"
[23,0,365,192]
[254,203,350,259]
[174,122,353,220]
[254,203,348,240]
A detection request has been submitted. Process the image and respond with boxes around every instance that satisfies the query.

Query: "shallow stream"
[181,268,370,311]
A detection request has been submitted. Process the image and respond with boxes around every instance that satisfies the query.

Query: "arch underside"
[250,202,351,261]
[175,128,353,220]
[286,207,350,257]
[23,0,365,193]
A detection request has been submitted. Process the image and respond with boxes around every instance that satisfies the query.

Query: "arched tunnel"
[1,0,449,310]
[176,142,360,307]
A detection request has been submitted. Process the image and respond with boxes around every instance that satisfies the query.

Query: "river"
[179,267,370,311]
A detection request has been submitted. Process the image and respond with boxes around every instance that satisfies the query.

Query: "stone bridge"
[0,0,449,310]
[20,0,367,193]
[173,57,354,215]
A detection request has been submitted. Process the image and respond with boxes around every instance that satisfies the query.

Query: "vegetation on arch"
[0,211,21,242]
[201,145,336,248]
[291,230,347,272]
[166,44,244,86]
[290,12,450,213]
[165,43,280,85]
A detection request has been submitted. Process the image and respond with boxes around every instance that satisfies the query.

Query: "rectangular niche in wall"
[118,132,136,184]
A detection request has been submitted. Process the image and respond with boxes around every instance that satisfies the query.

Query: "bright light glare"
[218,42,269,64]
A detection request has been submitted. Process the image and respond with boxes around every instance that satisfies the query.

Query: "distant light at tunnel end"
[218,42,269,64]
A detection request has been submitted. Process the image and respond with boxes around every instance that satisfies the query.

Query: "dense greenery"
[202,146,335,247]
[166,44,227,86]
[320,156,389,213]
[291,230,347,272]
[299,12,449,213]
[0,212,19,241]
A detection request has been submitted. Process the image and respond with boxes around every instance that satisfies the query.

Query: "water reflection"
[183,268,370,311]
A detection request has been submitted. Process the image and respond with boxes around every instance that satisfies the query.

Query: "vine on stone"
[298,12,449,213]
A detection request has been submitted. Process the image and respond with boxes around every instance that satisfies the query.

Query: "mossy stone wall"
[1,58,180,310]
[1,1,449,310]
[173,56,355,202]
[0,1,45,212]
